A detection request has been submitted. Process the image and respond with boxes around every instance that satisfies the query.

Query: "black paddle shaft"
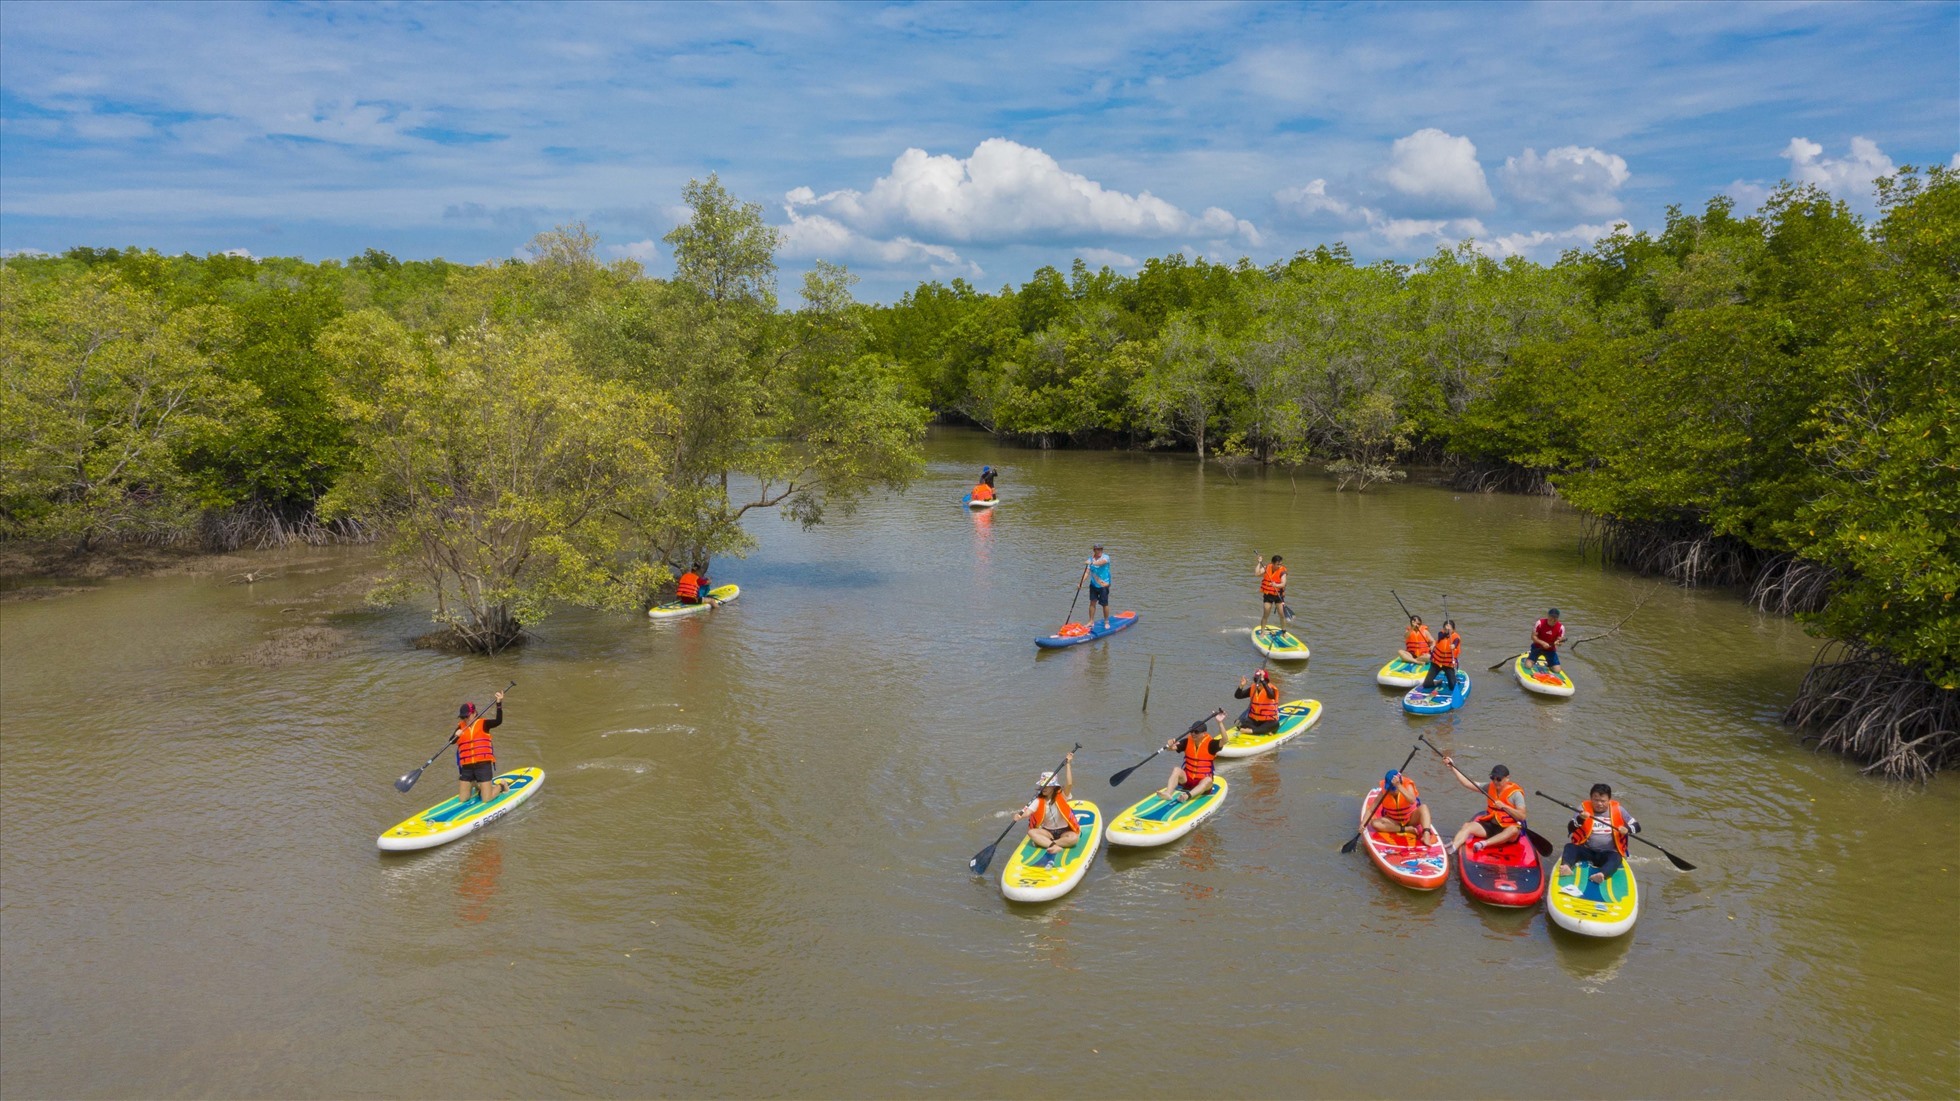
[1533,790,1697,871]
[1342,743,1422,853]
[1060,565,1089,632]
[969,743,1081,876]
[396,680,515,793]
[1390,589,1416,621]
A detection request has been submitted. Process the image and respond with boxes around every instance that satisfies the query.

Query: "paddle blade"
[394,768,424,793]
[1662,849,1697,872]
[1340,830,1362,854]
[968,842,1000,876]
[1108,767,1137,787]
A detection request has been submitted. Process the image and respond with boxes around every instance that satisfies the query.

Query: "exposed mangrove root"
[1579,516,1759,588]
[1748,554,1836,616]
[1784,642,1960,781]
[198,503,374,553]
[1448,462,1556,496]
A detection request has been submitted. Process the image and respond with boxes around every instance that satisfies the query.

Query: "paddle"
[1488,651,1527,672]
[969,743,1081,875]
[1534,791,1698,871]
[1390,589,1416,621]
[1059,564,1089,634]
[1340,743,1422,854]
[1140,654,1156,713]
[396,681,515,793]
[1416,734,1554,857]
[1108,710,1221,787]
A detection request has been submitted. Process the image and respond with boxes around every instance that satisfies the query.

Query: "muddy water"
[2,429,1955,1098]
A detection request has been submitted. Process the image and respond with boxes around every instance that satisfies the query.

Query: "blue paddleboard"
[1402,671,1472,714]
[1035,610,1140,649]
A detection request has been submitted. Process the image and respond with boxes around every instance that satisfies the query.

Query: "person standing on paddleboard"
[1012,752,1079,856]
[1159,710,1227,802]
[1086,544,1113,631]
[1367,769,1441,844]
[1422,621,1463,694]
[1528,608,1564,669]
[1234,669,1282,736]
[1440,757,1527,854]
[980,466,997,490]
[1558,783,1641,889]
[1256,554,1288,628]
[452,690,507,803]
[1398,615,1433,664]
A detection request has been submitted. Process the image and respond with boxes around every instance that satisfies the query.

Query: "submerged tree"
[319,310,670,652]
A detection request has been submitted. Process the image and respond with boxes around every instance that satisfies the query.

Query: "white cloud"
[779,206,983,279]
[222,247,255,259]
[605,239,657,263]
[1500,146,1630,217]
[1274,178,1366,220]
[1487,221,1626,260]
[1075,247,1138,269]
[786,138,1260,245]
[1383,128,1493,212]
[1782,136,1895,196]
[1950,152,1960,171]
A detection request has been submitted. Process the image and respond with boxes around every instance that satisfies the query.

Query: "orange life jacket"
[1181,731,1218,782]
[1029,794,1078,833]
[676,572,701,600]
[1483,778,1524,828]
[971,483,995,501]
[1405,626,1433,659]
[1431,633,1461,668]
[1570,800,1630,855]
[456,716,494,767]
[1261,563,1287,595]
[1377,780,1419,824]
[1248,681,1279,723]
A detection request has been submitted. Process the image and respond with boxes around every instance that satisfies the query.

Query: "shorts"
[1528,644,1560,667]
[1088,584,1110,607]
[1262,591,1285,605]
[1473,814,1512,835]
[459,761,498,783]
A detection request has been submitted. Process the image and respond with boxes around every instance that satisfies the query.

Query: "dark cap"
[458,702,475,719]
[1548,607,1561,618]
[1489,764,1511,780]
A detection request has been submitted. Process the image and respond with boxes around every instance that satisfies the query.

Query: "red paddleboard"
[1358,787,1448,890]
[1456,835,1546,907]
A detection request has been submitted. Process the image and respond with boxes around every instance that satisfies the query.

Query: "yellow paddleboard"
[378,767,544,851]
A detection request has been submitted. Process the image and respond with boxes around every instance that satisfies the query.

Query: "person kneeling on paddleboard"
[1012,753,1079,856]
[1398,615,1434,664]
[451,690,508,803]
[1528,608,1564,668]
[1257,554,1287,628]
[1442,757,1526,854]
[1234,669,1282,736]
[1159,710,1227,802]
[1085,544,1112,631]
[675,563,719,607]
[1422,621,1462,694]
[1367,769,1441,844]
[1558,783,1640,890]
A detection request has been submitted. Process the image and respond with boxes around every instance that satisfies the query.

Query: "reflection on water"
[1,428,1955,1098]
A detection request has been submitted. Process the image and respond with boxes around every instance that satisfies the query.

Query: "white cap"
[1037,771,1060,788]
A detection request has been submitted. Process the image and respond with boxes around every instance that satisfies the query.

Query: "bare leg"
[1450,820,1490,853]
[1161,766,1189,799]
[457,780,472,802]
[477,780,500,802]
[1052,830,1080,850]
[1483,824,1521,848]
[1028,826,1057,853]
[1417,805,1440,843]
[1183,775,1214,800]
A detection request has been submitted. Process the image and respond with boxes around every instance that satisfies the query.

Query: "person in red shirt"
[1527,608,1564,669]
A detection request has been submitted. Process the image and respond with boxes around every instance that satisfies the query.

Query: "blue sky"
[2,1,1954,302]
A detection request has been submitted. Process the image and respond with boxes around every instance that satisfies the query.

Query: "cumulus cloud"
[1383,128,1493,212]
[785,138,1260,246]
[1274,178,1364,220]
[1500,146,1630,217]
[1782,136,1896,196]
[779,205,983,279]
[1487,221,1627,260]
[222,247,255,259]
[605,239,657,263]
[1075,247,1139,270]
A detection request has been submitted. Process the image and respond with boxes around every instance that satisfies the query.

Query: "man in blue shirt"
[1086,544,1112,630]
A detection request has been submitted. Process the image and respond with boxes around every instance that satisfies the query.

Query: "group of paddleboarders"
[1398,615,1465,694]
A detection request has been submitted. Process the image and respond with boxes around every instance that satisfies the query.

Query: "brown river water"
[3,428,1956,1098]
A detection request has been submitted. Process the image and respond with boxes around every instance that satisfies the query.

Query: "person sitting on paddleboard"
[1528,608,1564,668]
[451,690,507,803]
[1012,752,1079,856]
[1257,554,1287,629]
[1159,710,1227,803]
[1367,769,1441,844]
[1398,615,1434,665]
[1422,620,1462,694]
[1558,783,1640,889]
[1441,756,1527,854]
[1234,669,1282,736]
[1085,544,1112,631]
[969,476,995,503]
[980,465,997,489]
[674,563,720,607]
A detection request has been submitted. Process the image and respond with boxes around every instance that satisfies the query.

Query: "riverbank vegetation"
[2,171,1950,771]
